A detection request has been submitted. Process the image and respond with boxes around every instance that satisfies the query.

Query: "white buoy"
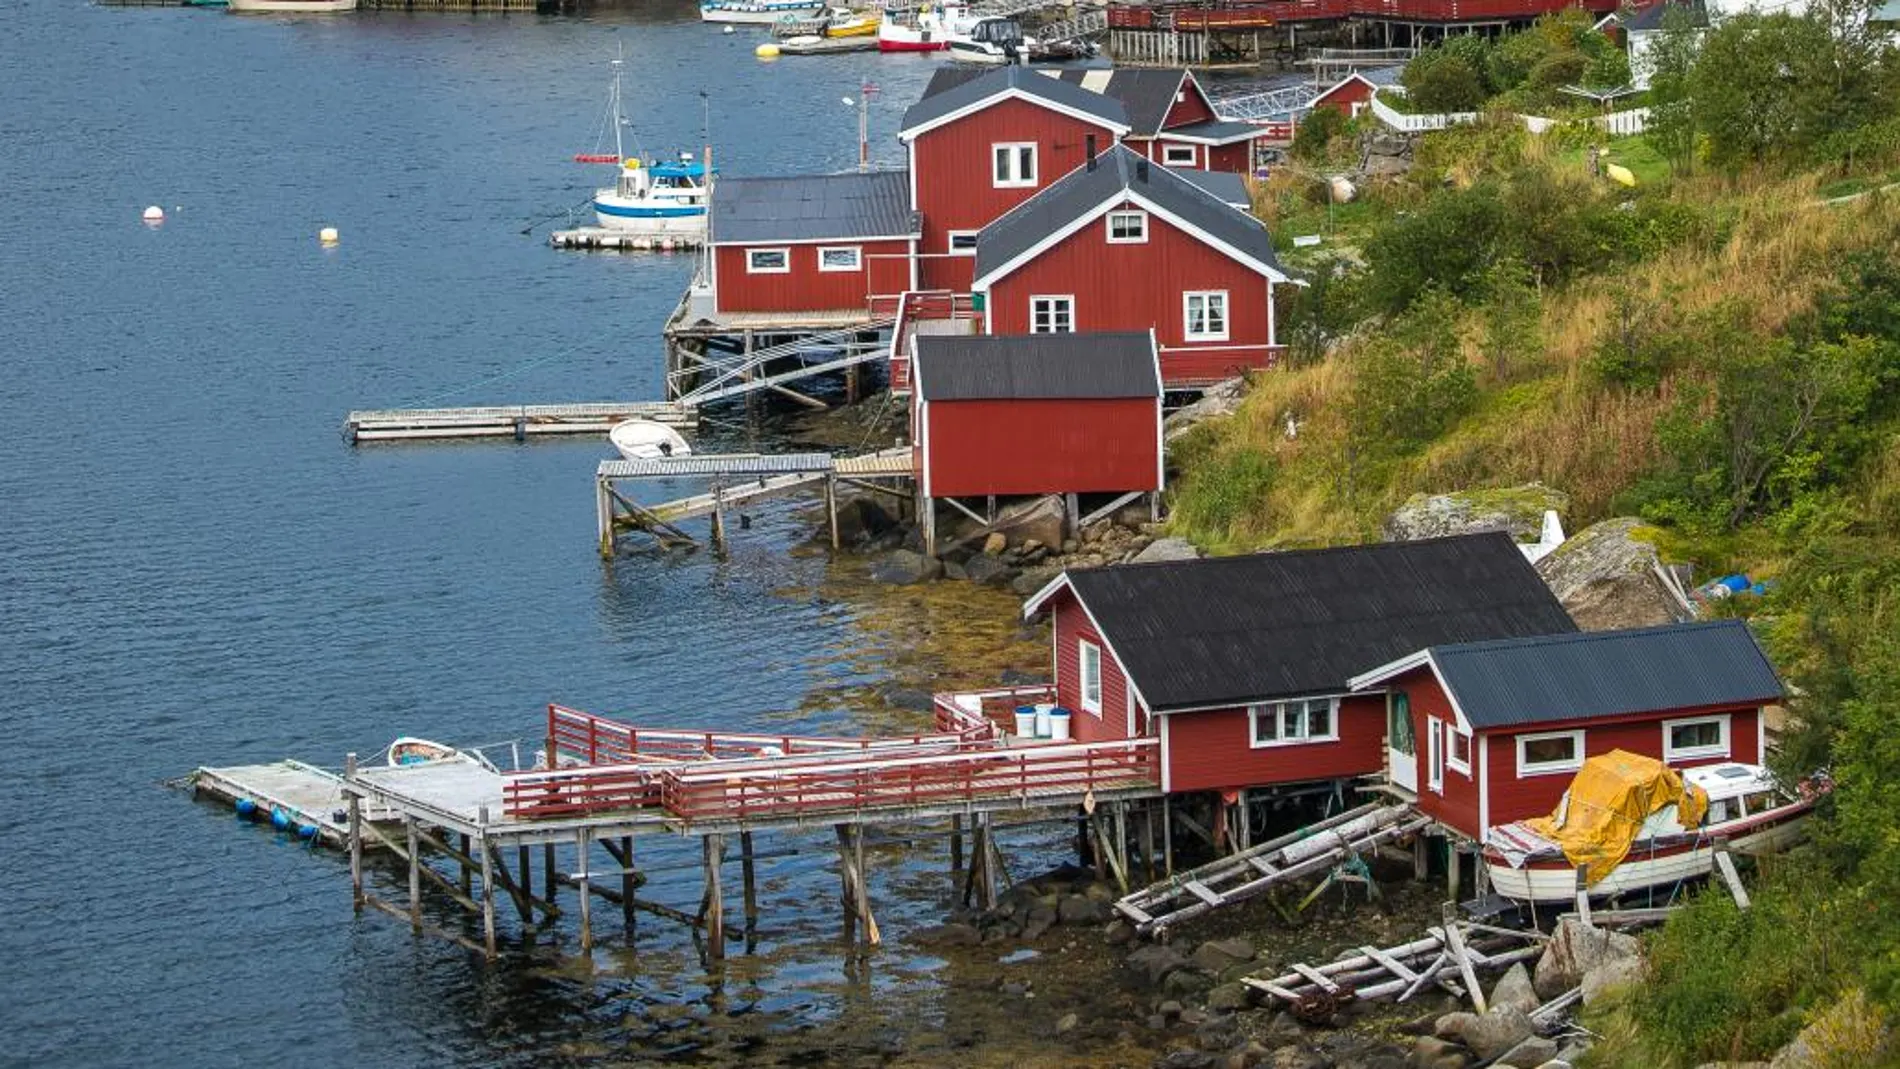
[142,205,165,225]
[319,226,340,245]
[723,24,735,33]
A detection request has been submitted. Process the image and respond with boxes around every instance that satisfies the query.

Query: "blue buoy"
[296,823,319,840]
[235,798,258,818]
[270,807,292,831]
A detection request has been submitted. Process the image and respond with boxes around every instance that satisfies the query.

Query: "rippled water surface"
[0,5,1136,1065]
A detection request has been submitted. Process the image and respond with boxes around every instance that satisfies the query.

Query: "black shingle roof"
[1414,620,1781,730]
[1173,169,1251,207]
[900,65,1128,138]
[1051,69,1190,137]
[710,171,916,244]
[974,144,1280,284]
[1164,118,1263,144]
[913,332,1159,401]
[1054,533,1577,712]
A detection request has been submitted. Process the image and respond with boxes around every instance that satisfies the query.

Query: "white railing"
[1368,91,1477,132]
[1517,106,1649,136]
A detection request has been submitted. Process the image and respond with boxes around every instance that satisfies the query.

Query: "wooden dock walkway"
[345,401,693,444]
[549,229,702,252]
[191,760,369,847]
[594,446,911,556]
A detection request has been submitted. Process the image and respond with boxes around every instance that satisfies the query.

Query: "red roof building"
[910,331,1163,503]
[1347,620,1784,842]
[972,145,1286,389]
[900,66,1132,293]
[1019,534,1579,790]
[706,171,918,317]
[1308,72,1384,120]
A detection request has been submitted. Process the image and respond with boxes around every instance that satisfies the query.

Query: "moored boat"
[578,51,711,239]
[229,0,356,10]
[609,419,693,461]
[946,16,1026,63]
[388,737,479,768]
[1483,757,1821,903]
[702,0,825,23]
[877,1,973,51]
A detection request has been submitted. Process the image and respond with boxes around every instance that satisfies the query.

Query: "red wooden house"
[899,66,1131,293]
[910,330,1162,512]
[1019,533,1577,796]
[707,171,917,317]
[920,67,1266,174]
[972,144,1287,388]
[1346,620,1783,842]
[1308,71,1387,119]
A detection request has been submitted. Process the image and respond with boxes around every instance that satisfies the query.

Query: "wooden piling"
[622,836,638,929]
[1162,795,1175,877]
[825,475,840,551]
[406,816,423,931]
[704,834,726,960]
[518,844,532,901]
[950,814,964,874]
[478,807,497,960]
[577,828,594,954]
[740,831,759,932]
[346,753,364,913]
[1139,805,1156,885]
[460,833,474,897]
[544,843,557,904]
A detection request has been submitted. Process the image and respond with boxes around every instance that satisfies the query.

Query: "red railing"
[658,738,1161,824]
[934,685,1058,739]
[543,704,970,767]
[1107,0,1614,29]
[888,289,979,396]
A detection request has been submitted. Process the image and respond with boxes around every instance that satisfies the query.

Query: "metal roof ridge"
[1431,618,1748,656]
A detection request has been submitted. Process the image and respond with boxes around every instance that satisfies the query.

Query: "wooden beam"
[1713,844,1751,909]
[1442,909,1486,1013]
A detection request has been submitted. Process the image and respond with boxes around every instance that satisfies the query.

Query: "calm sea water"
[0,5,1130,1066]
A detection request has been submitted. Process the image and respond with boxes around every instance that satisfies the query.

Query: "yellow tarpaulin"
[1524,749,1709,885]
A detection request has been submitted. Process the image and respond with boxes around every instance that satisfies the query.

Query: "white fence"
[1370,91,1650,137]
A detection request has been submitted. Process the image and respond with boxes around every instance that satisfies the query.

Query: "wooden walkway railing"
[544,703,975,767]
[887,290,979,396]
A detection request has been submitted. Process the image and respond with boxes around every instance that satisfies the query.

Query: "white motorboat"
[229,0,357,10]
[1483,759,1821,903]
[609,419,693,461]
[387,737,497,772]
[947,17,1028,63]
[576,50,711,239]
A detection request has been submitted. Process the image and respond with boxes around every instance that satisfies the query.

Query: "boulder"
[1269,1048,1328,1069]
[1164,377,1248,440]
[1164,969,1214,996]
[1453,1007,1537,1061]
[1158,999,1185,1021]
[1362,151,1411,177]
[869,549,943,585]
[1157,1051,1217,1069]
[913,922,981,946]
[982,532,1008,556]
[1769,987,1892,1068]
[1580,955,1645,1005]
[1493,1036,1559,1068]
[944,559,969,581]
[1534,917,1641,1000]
[1128,943,1192,986]
[1434,1013,1478,1041]
[1489,963,1540,1016]
[1410,1036,1471,1069]
[1010,563,1065,596]
[1535,517,1693,631]
[963,552,1018,587]
[835,495,897,543]
[1058,894,1109,925]
[1056,1012,1080,1035]
[1206,982,1253,1013]
[1382,484,1568,544]
[1191,938,1254,973]
[1132,536,1202,563]
[992,494,1067,551]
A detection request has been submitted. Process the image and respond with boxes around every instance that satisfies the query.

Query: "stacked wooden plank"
[1113,803,1433,935]
[1241,915,1549,1010]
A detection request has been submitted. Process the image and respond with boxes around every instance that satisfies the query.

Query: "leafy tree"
[1346,289,1478,454]
[1290,106,1345,163]
[1363,183,1506,313]
[1403,35,1494,112]
[1688,7,1890,169]
[1644,5,1702,173]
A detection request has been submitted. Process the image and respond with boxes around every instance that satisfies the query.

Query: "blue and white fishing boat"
[577,51,711,239]
[700,0,823,23]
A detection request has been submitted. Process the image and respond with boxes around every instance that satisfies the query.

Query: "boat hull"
[702,2,823,22]
[592,197,708,237]
[877,31,947,50]
[610,420,693,461]
[228,0,357,10]
[1484,809,1813,903]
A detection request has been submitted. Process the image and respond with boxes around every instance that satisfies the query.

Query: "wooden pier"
[594,446,912,557]
[663,287,895,409]
[191,760,384,847]
[312,702,1163,961]
[345,401,693,444]
[550,228,702,252]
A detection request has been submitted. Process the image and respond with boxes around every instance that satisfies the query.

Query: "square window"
[1517,730,1584,776]
[817,246,861,272]
[1031,296,1073,334]
[992,142,1038,188]
[1184,291,1228,341]
[1663,715,1730,761]
[1250,698,1337,748]
[1446,727,1472,773]
[1106,210,1148,244]
[746,248,789,273]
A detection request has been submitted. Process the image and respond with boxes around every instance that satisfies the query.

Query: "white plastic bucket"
[1034,703,1055,738]
[1047,709,1072,742]
[1013,707,1038,738]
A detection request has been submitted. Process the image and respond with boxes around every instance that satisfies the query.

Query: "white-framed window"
[746,248,789,274]
[1079,639,1103,714]
[816,245,862,272]
[1446,725,1472,774]
[992,142,1037,188]
[1663,714,1731,762]
[1516,729,1585,777]
[1249,697,1338,748]
[1030,295,1074,334]
[1106,210,1149,244]
[947,230,979,256]
[1427,719,1445,793]
[1162,143,1199,167]
[1184,290,1229,341]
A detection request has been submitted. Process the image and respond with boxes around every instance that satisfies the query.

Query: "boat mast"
[612,41,625,163]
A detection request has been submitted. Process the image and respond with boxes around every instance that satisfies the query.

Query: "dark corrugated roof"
[913,332,1159,401]
[1163,119,1261,144]
[1052,69,1188,136]
[1174,169,1251,207]
[1062,533,1578,711]
[974,144,1281,284]
[900,65,1128,138]
[1625,0,1708,31]
[710,171,916,244]
[1424,620,1782,730]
